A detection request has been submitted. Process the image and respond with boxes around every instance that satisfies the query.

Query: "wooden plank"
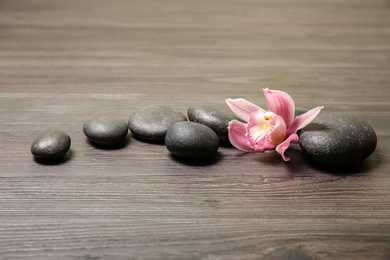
[0,0,389,259]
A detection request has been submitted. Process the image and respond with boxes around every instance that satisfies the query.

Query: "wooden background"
[1,0,389,259]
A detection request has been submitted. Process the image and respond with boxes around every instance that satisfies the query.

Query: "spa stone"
[165,121,219,159]
[83,117,128,145]
[128,105,187,142]
[187,104,236,144]
[299,112,377,165]
[295,107,309,117]
[31,130,71,159]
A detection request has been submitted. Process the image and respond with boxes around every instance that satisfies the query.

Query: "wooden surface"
[1,0,390,259]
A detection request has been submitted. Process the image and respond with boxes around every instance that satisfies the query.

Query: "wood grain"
[1,0,389,259]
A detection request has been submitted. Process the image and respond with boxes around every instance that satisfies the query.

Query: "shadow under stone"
[86,135,132,150]
[249,143,382,176]
[219,141,234,148]
[303,149,382,175]
[168,151,222,166]
[33,149,74,165]
[131,135,165,145]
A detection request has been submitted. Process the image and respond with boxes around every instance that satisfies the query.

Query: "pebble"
[299,112,377,165]
[128,105,187,142]
[165,121,219,159]
[83,117,128,145]
[31,130,71,159]
[187,104,236,144]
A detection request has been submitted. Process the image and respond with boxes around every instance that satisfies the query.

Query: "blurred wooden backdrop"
[0,0,389,259]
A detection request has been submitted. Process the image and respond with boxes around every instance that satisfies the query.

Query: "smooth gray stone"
[187,104,236,144]
[165,121,219,159]
[299,112,377,165]
[83,117,128,145]
[128,105,187,142]
[31,130,71,159]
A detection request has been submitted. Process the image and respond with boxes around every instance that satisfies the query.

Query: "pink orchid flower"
[226,88,323,161]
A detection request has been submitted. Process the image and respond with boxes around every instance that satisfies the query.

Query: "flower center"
[246,111,287,149]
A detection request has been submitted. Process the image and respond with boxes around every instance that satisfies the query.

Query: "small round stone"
[31,130,71,159]
[83,117,128,145]
[187,104,236,144]
[299,112,377,165]
[165,121,219,159]
[128,105,187,142]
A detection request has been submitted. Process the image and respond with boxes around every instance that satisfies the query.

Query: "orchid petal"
[286,106,324,136]
[263,88,295,128]
[228,120,262,152]
[260,140,276,152]
[268,114,287,145]
[226,98,265,122]
[275,133,299,161]
[246,110,267,147]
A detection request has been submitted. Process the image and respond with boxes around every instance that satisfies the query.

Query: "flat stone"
[31,130,71,159]
[299,112,377,165]
[165,121,219,159]
[128,105,187,142]
[187,104,236,144]
[83,117,128,145]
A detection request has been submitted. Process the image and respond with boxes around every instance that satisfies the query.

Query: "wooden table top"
[1,0,389,259]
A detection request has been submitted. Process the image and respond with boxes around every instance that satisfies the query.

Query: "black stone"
[188,104,236,144]
[31,130,71,159]
[128,105,187,142]
[165,121,219,159]
[295,107,309,117]
[299,112,377,165]
[83,117,128,145]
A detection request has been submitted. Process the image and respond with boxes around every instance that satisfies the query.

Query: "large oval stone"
[187,104,236,144]
[31,130,71,159]
[299,112,377,165]
[83,117,128,145]
[295,107,309,117]
[165,121,219,159]
[128,105,187,142]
